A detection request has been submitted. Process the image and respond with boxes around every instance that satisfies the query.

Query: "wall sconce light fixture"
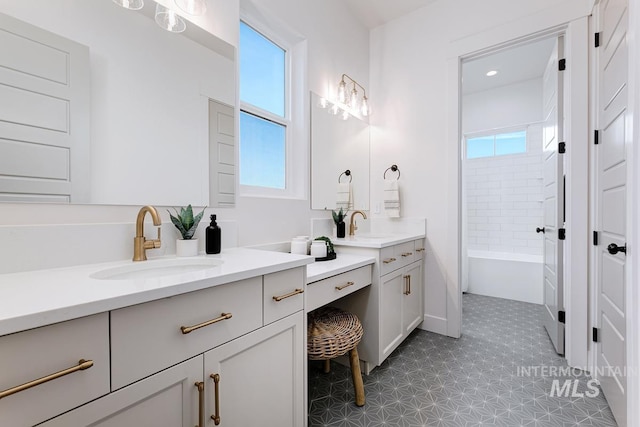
[337,74,370,117]
[155,3,186,33]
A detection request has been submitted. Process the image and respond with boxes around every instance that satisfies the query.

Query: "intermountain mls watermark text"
[517,365,635,398]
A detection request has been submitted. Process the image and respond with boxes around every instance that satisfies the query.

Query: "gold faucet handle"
[143,227,162,249]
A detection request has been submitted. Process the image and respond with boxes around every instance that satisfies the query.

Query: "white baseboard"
[421,314,447,336]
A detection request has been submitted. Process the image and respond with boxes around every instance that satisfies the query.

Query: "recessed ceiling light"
[486,70,498,77]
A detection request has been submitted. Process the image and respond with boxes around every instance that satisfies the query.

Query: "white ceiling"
[462,38,556,95]
[342,1,555,96]
[344,0,438,29]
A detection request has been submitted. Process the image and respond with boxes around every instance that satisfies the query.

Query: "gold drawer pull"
[0,359,93,400]
[211,373,221,425]
[273,288,304,302]
[195,381,205,427]
[403,275,410,295]
[181,313,232,334]
[383,257,397,264]
[401,252,413,257]
[335,281,355,291]
[408,275,412,295]
[416,248,425,252]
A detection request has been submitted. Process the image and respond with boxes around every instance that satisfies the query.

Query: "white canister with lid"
[291,237,308,255]
[310,241,327,258]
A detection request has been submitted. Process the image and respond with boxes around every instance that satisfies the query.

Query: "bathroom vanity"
[331,233,426,373]
[0,249,312,427]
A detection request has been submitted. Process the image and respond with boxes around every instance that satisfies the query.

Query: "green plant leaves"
[168,204,206,240]
[331,207,346,225]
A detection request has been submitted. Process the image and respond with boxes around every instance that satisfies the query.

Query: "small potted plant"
[332,207,347,238]
[169,205,205,257]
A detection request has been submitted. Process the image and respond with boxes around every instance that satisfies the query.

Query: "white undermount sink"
[90,257,224,280]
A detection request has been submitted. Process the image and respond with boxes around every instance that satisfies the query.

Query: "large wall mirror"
[0,0,235,206]
[310,92,370,211]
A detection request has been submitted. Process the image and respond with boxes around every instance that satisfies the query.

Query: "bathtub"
[466,250,543,304]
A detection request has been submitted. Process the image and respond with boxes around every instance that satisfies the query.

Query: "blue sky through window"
[239,22,285,117]
[467,130,526,159]
[239,112,286,189]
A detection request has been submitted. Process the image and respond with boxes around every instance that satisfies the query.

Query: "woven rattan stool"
[307,307,365,406]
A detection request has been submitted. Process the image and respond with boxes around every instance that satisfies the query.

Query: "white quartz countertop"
[0,248,313,337]
[306,253,375,283]
[331,232,425,249]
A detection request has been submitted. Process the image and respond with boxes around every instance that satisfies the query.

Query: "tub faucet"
[133,205,162,261]
[349,210,367,236]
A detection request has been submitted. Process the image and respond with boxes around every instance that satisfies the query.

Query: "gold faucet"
[133,205,162,261]
[349,210,367,236]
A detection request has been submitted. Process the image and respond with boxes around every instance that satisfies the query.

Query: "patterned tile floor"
[308,293,618,426]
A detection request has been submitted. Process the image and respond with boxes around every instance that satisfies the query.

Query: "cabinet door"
[40,356,203,427]
[205,312,304,427]
[380,269,405,360]
[403,261,423,334]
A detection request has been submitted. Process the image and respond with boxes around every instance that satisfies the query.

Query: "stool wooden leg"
[323,359,331,374]
[349,348,365,406]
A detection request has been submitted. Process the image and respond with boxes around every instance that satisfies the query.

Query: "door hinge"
[593,327,599,343]
[559,142,566,154]
[595,32,601,48]
[559,58,566,71]
[558,228,566,240]
[594,129,600,145]
[558,310,566,324]
[593,231,599,246]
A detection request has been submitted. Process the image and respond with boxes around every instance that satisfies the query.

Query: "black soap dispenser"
[206,214,221,254]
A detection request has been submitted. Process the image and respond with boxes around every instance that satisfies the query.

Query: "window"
[466,130,527,159]
[239,21,289,191]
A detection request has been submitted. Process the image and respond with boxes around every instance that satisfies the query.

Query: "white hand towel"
[336,183,353,210]
[384,179,400,218]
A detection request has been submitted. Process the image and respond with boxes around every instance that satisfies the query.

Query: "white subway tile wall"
[465,125,543,255]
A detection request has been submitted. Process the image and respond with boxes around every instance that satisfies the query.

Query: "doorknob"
[536,227,545,234]
[607,243,627,255]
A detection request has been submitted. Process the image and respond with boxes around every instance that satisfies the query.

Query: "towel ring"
[384,165,400,180]
[338,170,352,183]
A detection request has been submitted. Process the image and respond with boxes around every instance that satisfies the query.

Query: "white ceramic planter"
[176,238,198,257]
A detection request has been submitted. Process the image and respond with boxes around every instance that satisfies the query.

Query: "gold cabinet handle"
[181,313,232,334]
[401,252,413,257]
[416,248,425,252]
[272,288,304,302]
[408,275,412,295]
[383,257,397,264]
[403,275,410,295]
[195,381,205,427]
[0,359,93,400]
[210,373,221,425]
[335,281,355,291]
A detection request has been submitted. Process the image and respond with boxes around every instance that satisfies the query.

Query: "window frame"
[464,126,529,160]
[238,17,306,199]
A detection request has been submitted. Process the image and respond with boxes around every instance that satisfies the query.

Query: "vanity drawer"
[379,246,398,276]
[264,267,305,325]
[307,265,372,312]
[111,277,262,390]
[396,241,417,266]
[0,313,110,427]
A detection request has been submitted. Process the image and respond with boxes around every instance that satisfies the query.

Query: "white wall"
[462,79,542,133]
[0,0,370,268]
[369,0,592,336]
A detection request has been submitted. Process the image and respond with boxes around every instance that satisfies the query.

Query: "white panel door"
[209,99,235,207]
[541,37,565,355]
[0,12,89,203]
[595,0,629,424]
